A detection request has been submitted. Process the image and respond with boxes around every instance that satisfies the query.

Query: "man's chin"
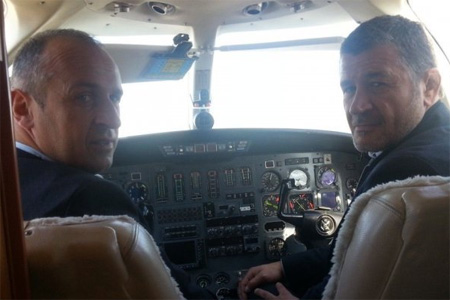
[96,158,114,173]
[83,155,114,173]
[352,132,387,153]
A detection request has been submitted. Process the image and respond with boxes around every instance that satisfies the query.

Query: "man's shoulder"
[18,150,139,222]
[391,120,449,164]
[17,149,128,211]
[379,134,448,176]
[386,105,449,161]
[17,148,109,184]
[358,126,449,196]
[356,119,449,196]
[77,175,125,196]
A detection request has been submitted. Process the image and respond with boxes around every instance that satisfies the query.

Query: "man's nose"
[348,87,373,115]
[95,97,121,129]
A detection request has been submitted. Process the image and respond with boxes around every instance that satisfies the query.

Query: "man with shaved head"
[11,29,214,299]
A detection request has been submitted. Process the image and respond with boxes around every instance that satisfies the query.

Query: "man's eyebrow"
[364,71,391,80]
[71,82,123,95]
[71,82,100,90]
[340,71,392,87]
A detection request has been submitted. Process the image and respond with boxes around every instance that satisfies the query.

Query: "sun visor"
[140,33,197,81]
[140,56,196,80]
[104,34,197,83]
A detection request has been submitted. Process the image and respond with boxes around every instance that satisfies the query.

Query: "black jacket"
[17,148,215,299]
[18,149,145,222]
[282,101,450,299]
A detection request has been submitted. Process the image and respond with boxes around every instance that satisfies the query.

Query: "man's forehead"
[43,39,119,76]
[69,81,123,95]
[340,45,401,63]
[339,46,404,78]
[39,40,122,97]
[44,38,111,66]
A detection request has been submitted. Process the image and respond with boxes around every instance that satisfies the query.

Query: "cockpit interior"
[1,0,449,299]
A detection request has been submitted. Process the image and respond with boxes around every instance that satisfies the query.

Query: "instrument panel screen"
[164,240,197,265]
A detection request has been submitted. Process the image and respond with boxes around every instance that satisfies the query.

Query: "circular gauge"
[214,272,230,285]
[317,166,337,187]
[196,274,212,288]
[260,171,281,192]
[267,238,287,259]
[286,193,315,214]
[289,169,309,188]
[125,181,149,204]
[216,288,232,299]
[262,194,280,217]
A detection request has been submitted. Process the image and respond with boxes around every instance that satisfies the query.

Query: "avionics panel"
[104,149,364,296]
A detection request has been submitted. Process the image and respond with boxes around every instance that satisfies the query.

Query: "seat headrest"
[25,215,185,299]
[323,176,450,299]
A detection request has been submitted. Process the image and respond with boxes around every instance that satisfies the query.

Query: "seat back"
[323,176,450,299]
[24,215,184,299]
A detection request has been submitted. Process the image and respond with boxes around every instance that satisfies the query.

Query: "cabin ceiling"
[6,0,404,53]
[4,0,407,85]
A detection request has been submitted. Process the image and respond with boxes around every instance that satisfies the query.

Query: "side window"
[408,0,450,104]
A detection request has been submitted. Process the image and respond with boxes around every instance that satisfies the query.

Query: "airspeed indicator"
[260,171,281,192]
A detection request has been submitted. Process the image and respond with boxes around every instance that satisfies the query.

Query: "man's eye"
[76,94,94,104]
[369,81,385,88]
[110,94,122,104]
[342,86,356,95]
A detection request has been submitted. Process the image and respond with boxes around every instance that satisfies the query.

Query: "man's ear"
[11,89,36,130]
[422,68,441,109]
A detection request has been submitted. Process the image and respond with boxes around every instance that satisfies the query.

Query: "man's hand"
[237,261,284,300]
[254,282,299,300]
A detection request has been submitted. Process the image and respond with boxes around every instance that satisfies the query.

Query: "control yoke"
[277,179,343,248]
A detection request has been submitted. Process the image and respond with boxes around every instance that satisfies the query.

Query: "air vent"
[148,2,175,15]
[243,2,269,16]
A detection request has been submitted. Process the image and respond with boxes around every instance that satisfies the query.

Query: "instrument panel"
[103,129,366,297]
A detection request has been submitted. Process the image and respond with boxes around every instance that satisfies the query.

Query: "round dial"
[196,274,212,288]
[125,181,149,204]
[216,288,233,298]
[317,166,337,187]
[214,272,230,285]
[267,238,286,259]
[289,169,309,188]
[262,194,280,217]
[260,171,281,192]
[285,193,315,214]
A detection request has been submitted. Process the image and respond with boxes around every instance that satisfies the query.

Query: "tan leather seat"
[323,176,450,299]
[24,215,185,299]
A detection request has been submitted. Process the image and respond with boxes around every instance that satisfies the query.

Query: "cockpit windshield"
[117,20,357,137]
